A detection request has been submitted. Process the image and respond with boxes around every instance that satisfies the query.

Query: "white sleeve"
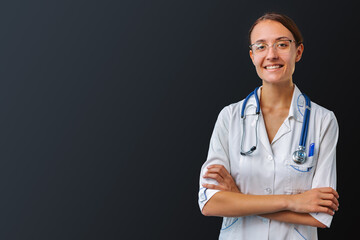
[198,107,231,211]
[310,111,339,228]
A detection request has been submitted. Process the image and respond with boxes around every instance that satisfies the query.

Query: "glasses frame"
[249,39,296,54]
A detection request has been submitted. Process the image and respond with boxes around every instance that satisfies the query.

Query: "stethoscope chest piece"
[292,146,307,164]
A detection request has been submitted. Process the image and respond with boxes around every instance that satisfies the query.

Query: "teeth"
[266,65,281,69]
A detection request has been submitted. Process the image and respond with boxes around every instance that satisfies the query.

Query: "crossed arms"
[201,165,339,228]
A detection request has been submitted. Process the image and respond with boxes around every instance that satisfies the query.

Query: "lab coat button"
[267,155,273,160]
[265,188,272,194]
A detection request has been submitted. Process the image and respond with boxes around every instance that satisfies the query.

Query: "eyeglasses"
[249,39,295,55]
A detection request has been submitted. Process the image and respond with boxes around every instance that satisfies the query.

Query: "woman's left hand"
[202,164,241,193]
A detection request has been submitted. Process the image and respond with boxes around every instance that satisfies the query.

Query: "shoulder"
[310,101,339,132]
[311,101,337,120]
[218,99,245,120]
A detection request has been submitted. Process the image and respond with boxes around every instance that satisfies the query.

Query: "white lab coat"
[198,85,338,240]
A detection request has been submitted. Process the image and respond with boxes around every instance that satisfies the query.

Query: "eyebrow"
[254,36,291,43]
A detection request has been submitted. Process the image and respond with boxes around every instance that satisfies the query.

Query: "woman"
[198,13,339,239]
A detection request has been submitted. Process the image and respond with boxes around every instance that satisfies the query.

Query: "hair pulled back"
[248,12,303,46]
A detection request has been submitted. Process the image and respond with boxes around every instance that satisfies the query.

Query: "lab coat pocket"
[220,217,239,231]
[286,156,315,194]
[289,164,314,174]
[293,226,309,240]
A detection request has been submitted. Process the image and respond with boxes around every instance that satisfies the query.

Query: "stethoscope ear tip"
[240,146,256,156]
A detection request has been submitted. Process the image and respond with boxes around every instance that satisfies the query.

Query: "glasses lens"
[275,40,291,52]
[251,40,293,55]
[252,43,267,53]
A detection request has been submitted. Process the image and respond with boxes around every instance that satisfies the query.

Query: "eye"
[276,41,290,49]
[254,43,267,51]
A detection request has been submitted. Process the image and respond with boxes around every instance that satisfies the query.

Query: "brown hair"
[248,12,303,46]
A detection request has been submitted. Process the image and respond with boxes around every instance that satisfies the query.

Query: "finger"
[208,167,237,189]
[321,193,339,206]
[207,164,224,169]
[202,183,226,191]
[207,164,229,174]
[218,166,231,178]
[207,167,231,180]
[206,165,227,173]
[319,200,338,211]
[318,187,339,198]
[206,167,223,174]
[316,206,335,216]
[208,165,231,176]
[327,188,339,199]
[203,173,224,183]
[206,169,228,181]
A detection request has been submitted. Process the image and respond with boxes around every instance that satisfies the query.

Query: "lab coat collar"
[243,85,305,123]
[242,85,306,151]
[288,85,306,123]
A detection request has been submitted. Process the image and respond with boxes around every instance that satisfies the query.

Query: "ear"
[295,43,304,62]
[249,50,255,65]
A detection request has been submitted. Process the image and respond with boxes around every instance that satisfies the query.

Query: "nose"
[266,45,279,60]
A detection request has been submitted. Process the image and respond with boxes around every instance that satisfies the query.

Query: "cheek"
[286,56,297,73]
[252,56,263,67]
[252,57,264,72]
[274,53,295,74]
[285,51,298,69]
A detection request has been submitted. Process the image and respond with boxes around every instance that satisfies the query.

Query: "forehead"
[250,20,294,43]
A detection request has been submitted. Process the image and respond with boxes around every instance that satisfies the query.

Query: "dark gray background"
[0,0,358,239]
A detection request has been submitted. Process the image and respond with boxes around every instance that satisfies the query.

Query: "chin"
[259,72,293,85]
[260,74,283,82]
[261,76,291,85]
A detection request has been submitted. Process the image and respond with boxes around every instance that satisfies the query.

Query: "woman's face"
[249,20,304,85]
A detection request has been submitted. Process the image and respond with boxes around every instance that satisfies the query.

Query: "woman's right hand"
[202,164,241,193]
[287,187,339,215]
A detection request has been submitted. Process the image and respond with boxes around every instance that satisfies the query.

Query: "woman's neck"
[260,81,294,109]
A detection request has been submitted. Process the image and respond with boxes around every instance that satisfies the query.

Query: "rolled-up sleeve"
[310,111,339,227]
[198,107,231,211]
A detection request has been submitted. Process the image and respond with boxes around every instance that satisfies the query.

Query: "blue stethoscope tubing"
[240,87,311,164]
[299,94,311,147]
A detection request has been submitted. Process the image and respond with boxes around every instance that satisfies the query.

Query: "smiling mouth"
[264,64,284,70]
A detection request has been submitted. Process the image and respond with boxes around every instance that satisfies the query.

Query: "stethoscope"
[240,87,311,164]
